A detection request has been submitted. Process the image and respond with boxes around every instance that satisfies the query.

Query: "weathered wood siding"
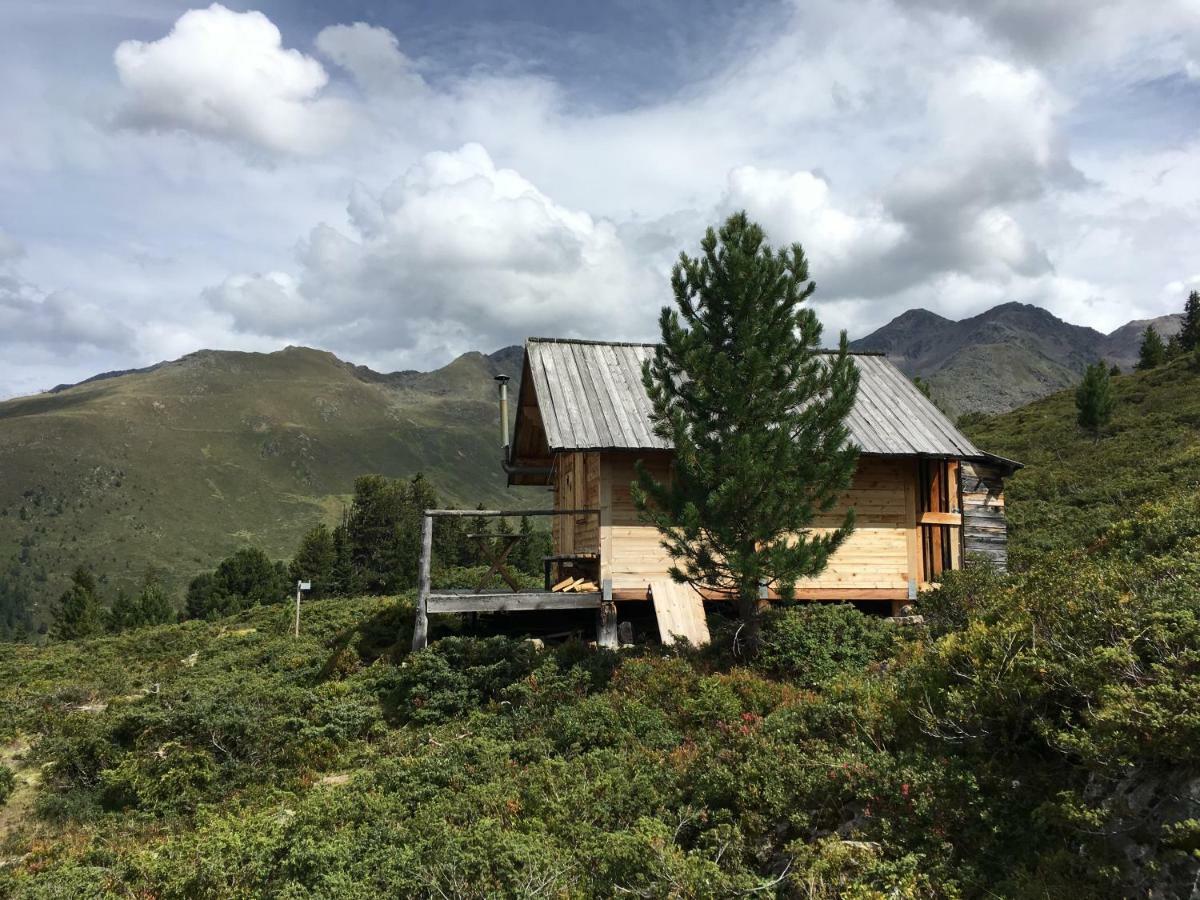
[600,453,917,594]
[552,451,600,555]
[960,460,1008,570]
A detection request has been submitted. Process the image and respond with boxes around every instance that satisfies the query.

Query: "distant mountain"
[0,345,524,635]
[851,302,1182,415]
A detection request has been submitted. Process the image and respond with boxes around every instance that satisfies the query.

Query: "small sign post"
[294,581,311,637]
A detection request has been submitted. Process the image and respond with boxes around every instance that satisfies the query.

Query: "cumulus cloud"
[205,143,661,359]
[113,4,350,154]
[315,22,425,95]
[905,0,1200,72]
[718,166,904,295]
[874,57,1074,288]
[0,249,132,353]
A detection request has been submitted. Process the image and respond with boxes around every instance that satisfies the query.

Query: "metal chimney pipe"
[495,374,511,452]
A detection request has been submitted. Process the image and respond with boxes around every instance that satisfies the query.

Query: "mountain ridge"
[851,301,1182,414]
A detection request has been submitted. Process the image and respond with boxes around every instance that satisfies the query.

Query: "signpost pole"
[294,581,311,637]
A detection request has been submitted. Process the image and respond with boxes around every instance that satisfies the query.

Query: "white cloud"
[905,0,1200,75]
[0,250,133,354]
[718,166,905,295]
[113,3,350,154]
[205,143,662,359]
[315,22,424,95]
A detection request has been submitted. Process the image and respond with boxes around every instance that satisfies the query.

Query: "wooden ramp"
[649,581,710,646]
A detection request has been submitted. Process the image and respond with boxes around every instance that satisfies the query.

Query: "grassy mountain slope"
[0,346,524,632]
[962,353,1200,566]
[852,302,1183,415]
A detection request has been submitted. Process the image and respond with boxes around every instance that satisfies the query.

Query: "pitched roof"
[523,337,991,459]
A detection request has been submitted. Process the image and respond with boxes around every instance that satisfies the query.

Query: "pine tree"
[290,524,336,597]
[1108,363,1121,377]
[516,515,551,577]
[51,566,104,640]
[1181,290,1200,352]
[633,212,860,651]
[108,589,141,633]
[328,521,354,597]
[1166,333,1183,360]
[1075,361,1115,437]
[136,577,175,626]
[1136,325,1167,370]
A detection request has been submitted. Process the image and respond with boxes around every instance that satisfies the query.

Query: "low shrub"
[0,763,14,806]
[755,603,896,686]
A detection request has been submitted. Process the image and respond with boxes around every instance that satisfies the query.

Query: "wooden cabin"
[501,338,1019,637]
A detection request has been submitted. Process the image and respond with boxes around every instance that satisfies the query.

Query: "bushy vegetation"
[2,475,1197,895]
[965,355,1200,566]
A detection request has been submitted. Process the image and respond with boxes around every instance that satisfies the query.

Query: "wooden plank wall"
[601,453,915,594]
[961,460,1008,570]
[794,456,912,593]
[552,451,601,555]
[606,452,674,588]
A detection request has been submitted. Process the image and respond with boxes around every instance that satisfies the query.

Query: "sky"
[1,0,1198,398]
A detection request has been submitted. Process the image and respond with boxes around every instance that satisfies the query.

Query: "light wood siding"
[602,452,917,594]
[961,460,1008,571]
[795,456,913,592]
[606,452,674,589]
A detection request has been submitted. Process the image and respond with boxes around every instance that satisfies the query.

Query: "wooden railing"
[411,508,602,650]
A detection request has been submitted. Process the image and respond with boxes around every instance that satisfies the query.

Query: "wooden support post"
[903,459,922,587]
[597,578,618,649]
[411,513,433,651]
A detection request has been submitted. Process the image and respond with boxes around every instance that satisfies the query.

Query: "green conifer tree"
[1075,361,1116,437]
[51,566,104,640]
[1137,325,1167,370]
[290,524,337,597]
[108,589,140,633]
[328,521,354,597]
[1166,333,1184,360]
[136,577,175,626]
[516,515,551,577]
[1180,290,1200,352]
[633,212,860,651]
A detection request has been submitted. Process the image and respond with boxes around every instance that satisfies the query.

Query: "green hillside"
[0,346,526,635]
[962,353,1200,567]
[1,357,1198,897]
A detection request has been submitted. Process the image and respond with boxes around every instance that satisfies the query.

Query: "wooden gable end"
[507,354,554,485]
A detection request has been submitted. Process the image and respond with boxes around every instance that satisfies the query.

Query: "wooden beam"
[610,586,909,602]
[427,592,603,613]
[918,511,962,526]
[596,579,618,649]
[903,459,922,588]
[411,514,433,651]
[424,508,600,518]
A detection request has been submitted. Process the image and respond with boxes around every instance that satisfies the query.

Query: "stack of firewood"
[551,576,599,593]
